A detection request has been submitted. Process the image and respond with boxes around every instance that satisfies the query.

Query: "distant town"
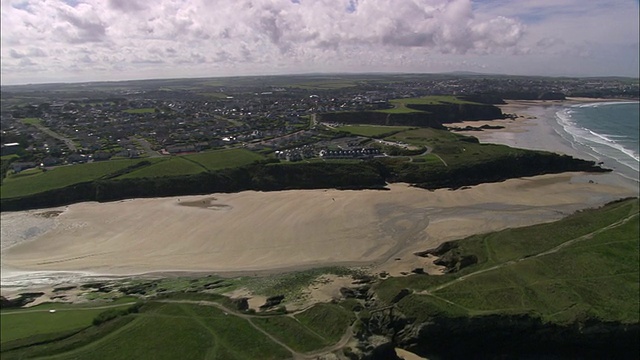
[1,74,638,174]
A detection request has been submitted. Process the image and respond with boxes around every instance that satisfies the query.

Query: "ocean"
[554,101,640,183]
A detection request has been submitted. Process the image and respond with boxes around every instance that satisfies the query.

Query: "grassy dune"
[377,198,640,324]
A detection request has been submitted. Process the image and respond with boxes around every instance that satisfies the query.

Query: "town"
[1,74,638,175]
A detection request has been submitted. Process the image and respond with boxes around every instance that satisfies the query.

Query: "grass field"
[20,117,43,126]
[252,316,329,352]
[116,157,206,179]
[2,302,290,360]
[376,198,640,324]
[184,148,264,171]
[0,159,157,199]
[1,154,19,161]
[384,127,528,166]
[1,149,264,199]
[123,108,156,114]
[377,95,479,114]
[1,301,137,344]
[335,125,413,137]
[295,303,355,342]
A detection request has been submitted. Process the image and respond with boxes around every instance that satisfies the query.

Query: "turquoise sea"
[555,101,640,183]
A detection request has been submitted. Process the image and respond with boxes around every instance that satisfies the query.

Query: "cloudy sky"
[1,0,638,85]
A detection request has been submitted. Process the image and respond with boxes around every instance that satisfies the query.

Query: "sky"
[1,0,639,85]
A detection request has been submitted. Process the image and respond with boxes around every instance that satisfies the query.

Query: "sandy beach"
[2,98,638,294]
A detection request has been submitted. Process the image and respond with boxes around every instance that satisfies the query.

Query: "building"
[1,142,20,156]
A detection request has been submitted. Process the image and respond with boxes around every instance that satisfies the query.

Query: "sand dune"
[2,173,635,278]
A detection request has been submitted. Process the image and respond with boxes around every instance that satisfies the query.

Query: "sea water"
[555,101,640,183]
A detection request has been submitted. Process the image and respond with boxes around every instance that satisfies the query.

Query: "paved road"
[130,136,162,157]
[29,122,77,152]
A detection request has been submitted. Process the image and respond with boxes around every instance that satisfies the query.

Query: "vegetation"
[1,199,637,358]
[123,108,156,114]
[377,95,481,114]
[252,316,329,352]
[0,159,156,199]
[20,117,43,126]
[0,301,137,344]
[116,157,206,179]
[184,149,264,171]
[335,125,413,137]
[295,303,355,342]
[376,198,640,324]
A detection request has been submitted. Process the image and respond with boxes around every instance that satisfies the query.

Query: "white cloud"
[0,0,637,84]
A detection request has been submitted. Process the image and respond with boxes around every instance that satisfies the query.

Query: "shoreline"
[451,98,639,191]
[2,98,639,296]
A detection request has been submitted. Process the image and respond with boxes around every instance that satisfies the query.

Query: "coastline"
[451,98,639,192]
[2,98,639,297]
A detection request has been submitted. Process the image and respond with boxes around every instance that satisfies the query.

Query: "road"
[29,122,77,152]
[130,136,162,157]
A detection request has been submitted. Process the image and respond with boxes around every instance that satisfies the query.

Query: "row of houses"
[319,148,381,159]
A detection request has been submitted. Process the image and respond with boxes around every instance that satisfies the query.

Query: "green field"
[335,125,413,137]
[1,301,136,344]
[0,298,357,359]
[1,154,20,161]
[0,149,264,199]
[123,108,156,114]
[116,157,206,179]
[20,117,43,126]
[0,159,156,199]
[376,198,640,324]
[1,301,292,360]
[294,303,355,342]
[377,95,479,114]
[384,127,529,166]
[184,148,264,171]
[252,316,329,352]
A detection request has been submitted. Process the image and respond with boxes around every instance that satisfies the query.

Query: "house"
[11,162,37,172]
[1,142,20,156]
[41,156,61,166]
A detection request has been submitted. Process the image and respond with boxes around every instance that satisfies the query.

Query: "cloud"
[0,0,638,84]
